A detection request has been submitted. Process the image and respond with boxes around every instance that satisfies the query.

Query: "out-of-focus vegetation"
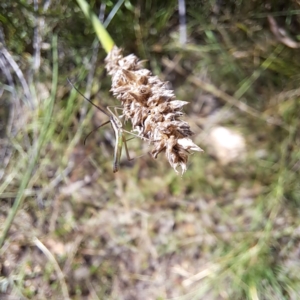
[1,0,300,299]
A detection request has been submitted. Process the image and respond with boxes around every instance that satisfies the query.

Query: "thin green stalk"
[0,35,58,248]
[233,44,284,100]
[76,0,115,53]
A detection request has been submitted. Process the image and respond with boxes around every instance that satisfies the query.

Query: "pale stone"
[208,126,246,165]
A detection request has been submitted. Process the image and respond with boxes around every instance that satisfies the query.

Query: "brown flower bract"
[105,46,202,174]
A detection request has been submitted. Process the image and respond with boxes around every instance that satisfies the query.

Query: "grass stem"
[0,35,58,248]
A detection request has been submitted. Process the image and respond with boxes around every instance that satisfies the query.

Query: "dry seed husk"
[105,46,203,174]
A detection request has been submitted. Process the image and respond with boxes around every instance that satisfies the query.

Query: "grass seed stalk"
[105,46,203,174]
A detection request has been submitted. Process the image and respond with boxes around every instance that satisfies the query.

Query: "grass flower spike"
[105,46,203,174]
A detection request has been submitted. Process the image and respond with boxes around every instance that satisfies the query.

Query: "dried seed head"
[105,46,203,174]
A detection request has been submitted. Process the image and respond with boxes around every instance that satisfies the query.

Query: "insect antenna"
[83,121,111,145]
[84,127,100,146]
[68,78,113,145]
[67,78,110,117]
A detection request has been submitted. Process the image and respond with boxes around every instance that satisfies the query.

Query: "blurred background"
[1,0,300,299]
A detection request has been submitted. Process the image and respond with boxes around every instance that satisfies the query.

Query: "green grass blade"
[0,34,58,248]
[76,0,115,53]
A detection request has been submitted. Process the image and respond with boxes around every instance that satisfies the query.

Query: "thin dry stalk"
[105,46,202,174]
